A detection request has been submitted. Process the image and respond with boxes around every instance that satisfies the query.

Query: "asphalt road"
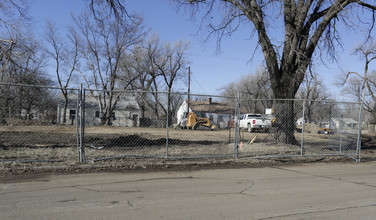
[1,162,376,220]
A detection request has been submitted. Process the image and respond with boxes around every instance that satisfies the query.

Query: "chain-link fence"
[0,83,80,163]
[0,83,364,164]
[237,98,361,161]
[82,91,238,161]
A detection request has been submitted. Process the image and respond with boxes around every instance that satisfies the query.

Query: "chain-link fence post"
[233,92,240,159]
[339,114,343,154]
[76,86,81,161]
[166,92,169,159]
[356,101,363,162]
[78,85,86,162]
[301,100,305,156]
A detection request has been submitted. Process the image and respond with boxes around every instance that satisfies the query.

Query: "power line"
[191,74,208,94]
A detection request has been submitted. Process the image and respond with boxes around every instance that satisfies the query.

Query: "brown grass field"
[1,125,374,165]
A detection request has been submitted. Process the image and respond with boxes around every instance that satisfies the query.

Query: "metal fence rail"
[0,83,363,164]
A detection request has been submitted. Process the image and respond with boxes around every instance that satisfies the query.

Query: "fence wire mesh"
[83,89,169,160]
[83,92,238,161]
[165,94,237,159]
[300,100,360,157]
[0,83,363,164]
[0,83,79,163]
[237,99,361,160]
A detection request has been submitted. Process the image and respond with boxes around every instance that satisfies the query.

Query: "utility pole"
[187,66,191,113]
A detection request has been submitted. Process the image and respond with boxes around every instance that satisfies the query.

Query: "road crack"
[256,203,376,220]
[273,167,376,188]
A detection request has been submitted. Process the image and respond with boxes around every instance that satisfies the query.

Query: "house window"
[95,111,100,118]
[69,110,76,120]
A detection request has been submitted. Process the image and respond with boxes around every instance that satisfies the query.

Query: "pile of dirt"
[361,133,376,149]
[86,134,222,148]
[297,123,321,134]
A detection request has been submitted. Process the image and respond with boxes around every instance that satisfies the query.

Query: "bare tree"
[297,72,329,124]
[220,68,272,113]
[0,0,52,120]
[73,9,144,125]
[174,0,376,144]
[120,35,189,127]
[120,36,161,125]
[0,39,54,121]
[341,42,376,123]
[88,0,128,21]
[44,21,80,124]
[0,0,32,80]
[152,40,189,127]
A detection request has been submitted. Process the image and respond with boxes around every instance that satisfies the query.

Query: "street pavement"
[1,162,376,219]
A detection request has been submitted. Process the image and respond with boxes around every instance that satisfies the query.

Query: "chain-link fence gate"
[0,83,363,164]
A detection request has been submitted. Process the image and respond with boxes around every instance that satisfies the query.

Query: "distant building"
[296,117,304,126]
[296,117,358,131]
[331,118,358,131]
[57,93,140,127]
[176,98,234,129]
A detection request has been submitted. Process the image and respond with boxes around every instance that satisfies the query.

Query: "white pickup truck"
[239,113,272,133]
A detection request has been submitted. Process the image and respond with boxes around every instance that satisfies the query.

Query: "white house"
[296,117,336,129]
[176,98,234,129]
[57,93,140,127]
[331,118,358,131]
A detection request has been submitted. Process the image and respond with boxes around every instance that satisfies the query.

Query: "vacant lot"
[1,125,371,167]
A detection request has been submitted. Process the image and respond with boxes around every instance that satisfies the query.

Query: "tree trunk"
[103,109,113,126]
[306,102,313,124]
[273,100,299,145]
[269,68,300,144]
[62,94,68,124]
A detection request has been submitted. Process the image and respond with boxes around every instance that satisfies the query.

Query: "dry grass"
[0,125,365,165]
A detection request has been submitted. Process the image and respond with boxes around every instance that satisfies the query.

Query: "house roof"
[59,93,139,111]
[187,100,234,115]
[333,118,358,124]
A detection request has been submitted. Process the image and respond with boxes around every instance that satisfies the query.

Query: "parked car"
[239,113,272,133]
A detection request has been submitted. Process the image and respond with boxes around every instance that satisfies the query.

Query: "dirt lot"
[1,125,376,178]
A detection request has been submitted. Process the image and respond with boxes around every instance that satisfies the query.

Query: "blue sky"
[29,0,375,99]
